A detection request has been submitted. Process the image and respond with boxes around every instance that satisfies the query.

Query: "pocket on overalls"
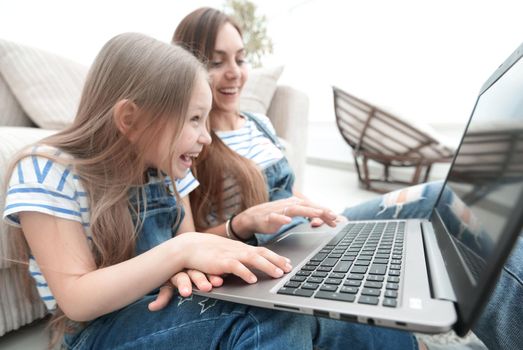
[264,158,295,202]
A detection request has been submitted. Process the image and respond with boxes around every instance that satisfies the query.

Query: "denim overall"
[128,171,184,256]
[63,169,418,350]
[243,112,308,245]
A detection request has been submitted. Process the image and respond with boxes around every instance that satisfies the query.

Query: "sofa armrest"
[266,85,309,191]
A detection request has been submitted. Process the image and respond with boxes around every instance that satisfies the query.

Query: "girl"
[3,32,421,350]
[2,32,298,349]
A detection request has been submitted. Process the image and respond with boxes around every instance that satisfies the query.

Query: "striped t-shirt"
[2,145,198,311]
[206,113,284,226]
[215,113,284,169]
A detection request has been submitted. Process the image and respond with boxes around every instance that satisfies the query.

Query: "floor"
[0,164,486,349]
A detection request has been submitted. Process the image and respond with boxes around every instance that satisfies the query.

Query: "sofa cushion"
[240,65,284,115]
[0,39,88,130]
[0,75,34,127]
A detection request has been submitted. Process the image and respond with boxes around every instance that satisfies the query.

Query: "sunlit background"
[1,0,522,162]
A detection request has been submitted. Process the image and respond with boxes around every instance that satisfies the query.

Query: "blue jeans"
[64,294,418,350]
[343,181,523,350]
[63,175,418,350]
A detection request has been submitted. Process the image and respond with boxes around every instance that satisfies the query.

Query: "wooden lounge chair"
[333,86,455,193]
[450,125,523,204]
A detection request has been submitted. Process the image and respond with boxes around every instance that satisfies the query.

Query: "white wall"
[1,0,522,131]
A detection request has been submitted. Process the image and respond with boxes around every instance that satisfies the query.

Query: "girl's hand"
[233,197,338,239]
[148,271,223,311]
[177,232,293,285]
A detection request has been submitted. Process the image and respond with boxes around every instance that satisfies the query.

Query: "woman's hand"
[232,197,338,239]
[148,271,223,311]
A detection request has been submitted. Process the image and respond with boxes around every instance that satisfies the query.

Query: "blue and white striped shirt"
[215,113,284,169]
[2,145,198,311]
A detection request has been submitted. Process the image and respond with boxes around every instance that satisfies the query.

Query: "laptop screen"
[431,44,523,335]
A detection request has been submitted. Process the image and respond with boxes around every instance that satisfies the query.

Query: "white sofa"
[0,38,309,336]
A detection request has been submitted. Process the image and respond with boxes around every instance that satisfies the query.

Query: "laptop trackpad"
[266,232,333,264]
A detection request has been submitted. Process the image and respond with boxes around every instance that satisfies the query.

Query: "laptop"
[195,42,523,336]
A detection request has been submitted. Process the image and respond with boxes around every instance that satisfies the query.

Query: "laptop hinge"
[421,221,457,302]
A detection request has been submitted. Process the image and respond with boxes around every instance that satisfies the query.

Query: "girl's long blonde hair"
[173,7,268,229]
[4,32,207,346]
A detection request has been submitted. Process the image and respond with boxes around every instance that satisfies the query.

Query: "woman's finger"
[281,205,323,219]
[319,210,338,227]
[148,284,175,312]
[172,272,193,297]
[310,217,324,227]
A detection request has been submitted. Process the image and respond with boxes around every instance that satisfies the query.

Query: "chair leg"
[423,164,433,182]
[353,153,364,182]
[363,156,371,189]
[411,164,422,184]
[384,164,390,181]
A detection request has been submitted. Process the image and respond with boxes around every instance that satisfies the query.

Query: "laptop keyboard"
[277,221,404,308]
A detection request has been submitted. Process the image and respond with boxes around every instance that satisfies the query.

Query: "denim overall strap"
[242,111,284,150]
[128,170,184,256]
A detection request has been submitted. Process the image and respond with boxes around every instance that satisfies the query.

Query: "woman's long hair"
[173,7,268,229]
[4,32,207,347]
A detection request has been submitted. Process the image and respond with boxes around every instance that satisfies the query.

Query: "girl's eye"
[209,61,222,68]
[236,59,245,66]
[191,115,200,123]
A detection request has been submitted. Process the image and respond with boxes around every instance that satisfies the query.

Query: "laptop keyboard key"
[277,287,296,295]
[310,253,328,262]
[315,291,356,303]
[290,275,307,282]
[333,261,352,272]
[351,266,368,274]
[296,270,311,276]
[369,264,387,275]
[366,275,384,282]
[339,286,358,294]
[284,281,301,288]
[364,281,383,289]
[386,283,399,290]
[320,284,338,292]
[385,290,398,298]
[361,288,381,297]
[302,282,320,290]
[294,289,315,297]
[347,273,364,280]
[383,298,397,307]
[344,280,361,287]
[325,278,343,285]
[312,271,328,278]
[358,296,379,305]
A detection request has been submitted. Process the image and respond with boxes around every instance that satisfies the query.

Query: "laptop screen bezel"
[429,42,523,336]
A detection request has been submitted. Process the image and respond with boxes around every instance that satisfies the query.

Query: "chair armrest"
[266,85,309,191]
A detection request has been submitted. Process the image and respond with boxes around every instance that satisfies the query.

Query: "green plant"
[224,0,273,68]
